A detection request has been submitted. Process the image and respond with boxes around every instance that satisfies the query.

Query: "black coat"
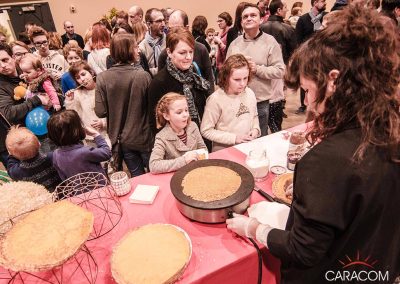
[295,12,327,45]
[0,74,41,152]
[147,67,211,134]
[267,127,400,283]
[261,15,296,64]
[61,33,85,49]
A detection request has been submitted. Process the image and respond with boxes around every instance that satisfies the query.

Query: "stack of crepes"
[0,200,94,272]
[0,181,53,234]
[111,223,192,284]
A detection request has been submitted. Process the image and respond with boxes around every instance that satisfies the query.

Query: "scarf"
[166,57,211,123]
[145,32,165,67]
[309,10,324,31]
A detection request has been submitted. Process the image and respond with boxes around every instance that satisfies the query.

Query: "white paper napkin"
[248,201,290,230]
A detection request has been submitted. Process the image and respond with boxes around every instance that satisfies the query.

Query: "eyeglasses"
[151,19,165,24]
[34,40,49,47]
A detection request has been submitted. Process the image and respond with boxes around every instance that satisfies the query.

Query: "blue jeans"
[0,150,9,169]
[257,100,270,137]
[121,147,150,177]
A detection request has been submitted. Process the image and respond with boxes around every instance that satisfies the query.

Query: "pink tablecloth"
[1,136,297,284]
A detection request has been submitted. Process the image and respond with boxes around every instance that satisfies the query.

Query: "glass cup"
[110,171,131,196]
[288,131,306,153]
[245,149,270,182]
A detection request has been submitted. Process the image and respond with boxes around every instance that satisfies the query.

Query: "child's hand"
[91,120,103,131]
[65,90,74,100]
[54,105,61,111]
[248,129,259,140]
[37,94,50,106]
[235,134,252,144]
[183,151,198,164]
[53,72,62,80]
[85,126,100,137]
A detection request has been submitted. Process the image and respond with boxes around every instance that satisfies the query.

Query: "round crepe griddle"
[170,159,254,210]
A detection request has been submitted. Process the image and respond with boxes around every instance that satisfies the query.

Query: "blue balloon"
[25,107,50,135]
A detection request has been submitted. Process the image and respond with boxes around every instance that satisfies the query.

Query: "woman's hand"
[183,151,198,164]
[226,213,260,238]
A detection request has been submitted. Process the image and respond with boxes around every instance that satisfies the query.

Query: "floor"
[282,89,306,130]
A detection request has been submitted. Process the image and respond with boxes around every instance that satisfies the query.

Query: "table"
[0,123,311,284]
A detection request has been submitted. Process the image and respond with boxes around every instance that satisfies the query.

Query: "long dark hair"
[285,6,400,162]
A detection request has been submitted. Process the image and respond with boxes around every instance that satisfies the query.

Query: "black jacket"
[147,67,211,134]
[61,33,85,49]
[261,15,296,64]
[295,12,327,45]
[0,74,42,152]
[267,127,400,283]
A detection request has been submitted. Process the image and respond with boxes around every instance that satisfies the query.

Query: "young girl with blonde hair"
[201,54,260,152]
[149,93,207,174]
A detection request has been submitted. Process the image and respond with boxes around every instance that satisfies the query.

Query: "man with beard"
[294,0,327,114]
[140,8,166,75]
[0,43,49,168]
[61,21,84,49]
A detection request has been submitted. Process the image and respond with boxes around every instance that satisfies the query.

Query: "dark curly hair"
[285,6,400,162]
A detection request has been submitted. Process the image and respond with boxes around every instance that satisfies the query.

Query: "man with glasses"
[139,8,166,75]
[61,21,84,49]
[29,26,69,81]
[0,43,50,168]
[227,3,285,137]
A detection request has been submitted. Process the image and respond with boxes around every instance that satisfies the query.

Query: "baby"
[19,53,62,111]
[6,126,61,192]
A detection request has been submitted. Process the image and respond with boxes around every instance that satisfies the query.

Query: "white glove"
[226,213,260,238]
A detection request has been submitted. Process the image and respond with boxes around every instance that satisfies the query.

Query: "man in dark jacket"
[0,43,48,168]
[294,0,327,114]
[61,21,85,48]
[261,0,296,64]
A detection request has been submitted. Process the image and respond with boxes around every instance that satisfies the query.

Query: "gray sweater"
[227,32,285,102]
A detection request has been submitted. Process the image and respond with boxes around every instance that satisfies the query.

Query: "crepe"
[111,224,191,284]
[272,173,294,204]
[181,166,241,202]
[0,200,94,272]
[0,181,53,234]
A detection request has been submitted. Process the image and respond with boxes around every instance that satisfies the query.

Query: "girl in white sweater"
[201,54,260,152]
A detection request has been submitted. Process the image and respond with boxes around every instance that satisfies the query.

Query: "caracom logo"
[325,251,389,282]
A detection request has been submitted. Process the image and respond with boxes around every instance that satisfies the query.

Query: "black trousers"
[268,100,284,133]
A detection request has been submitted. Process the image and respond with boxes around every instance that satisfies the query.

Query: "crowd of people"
[0,1,399,282]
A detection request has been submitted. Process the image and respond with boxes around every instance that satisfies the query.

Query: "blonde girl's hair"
[155,93,190,129]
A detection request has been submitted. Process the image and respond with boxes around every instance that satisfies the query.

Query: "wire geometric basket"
[54,172,123,241]
[0,244,97,284]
